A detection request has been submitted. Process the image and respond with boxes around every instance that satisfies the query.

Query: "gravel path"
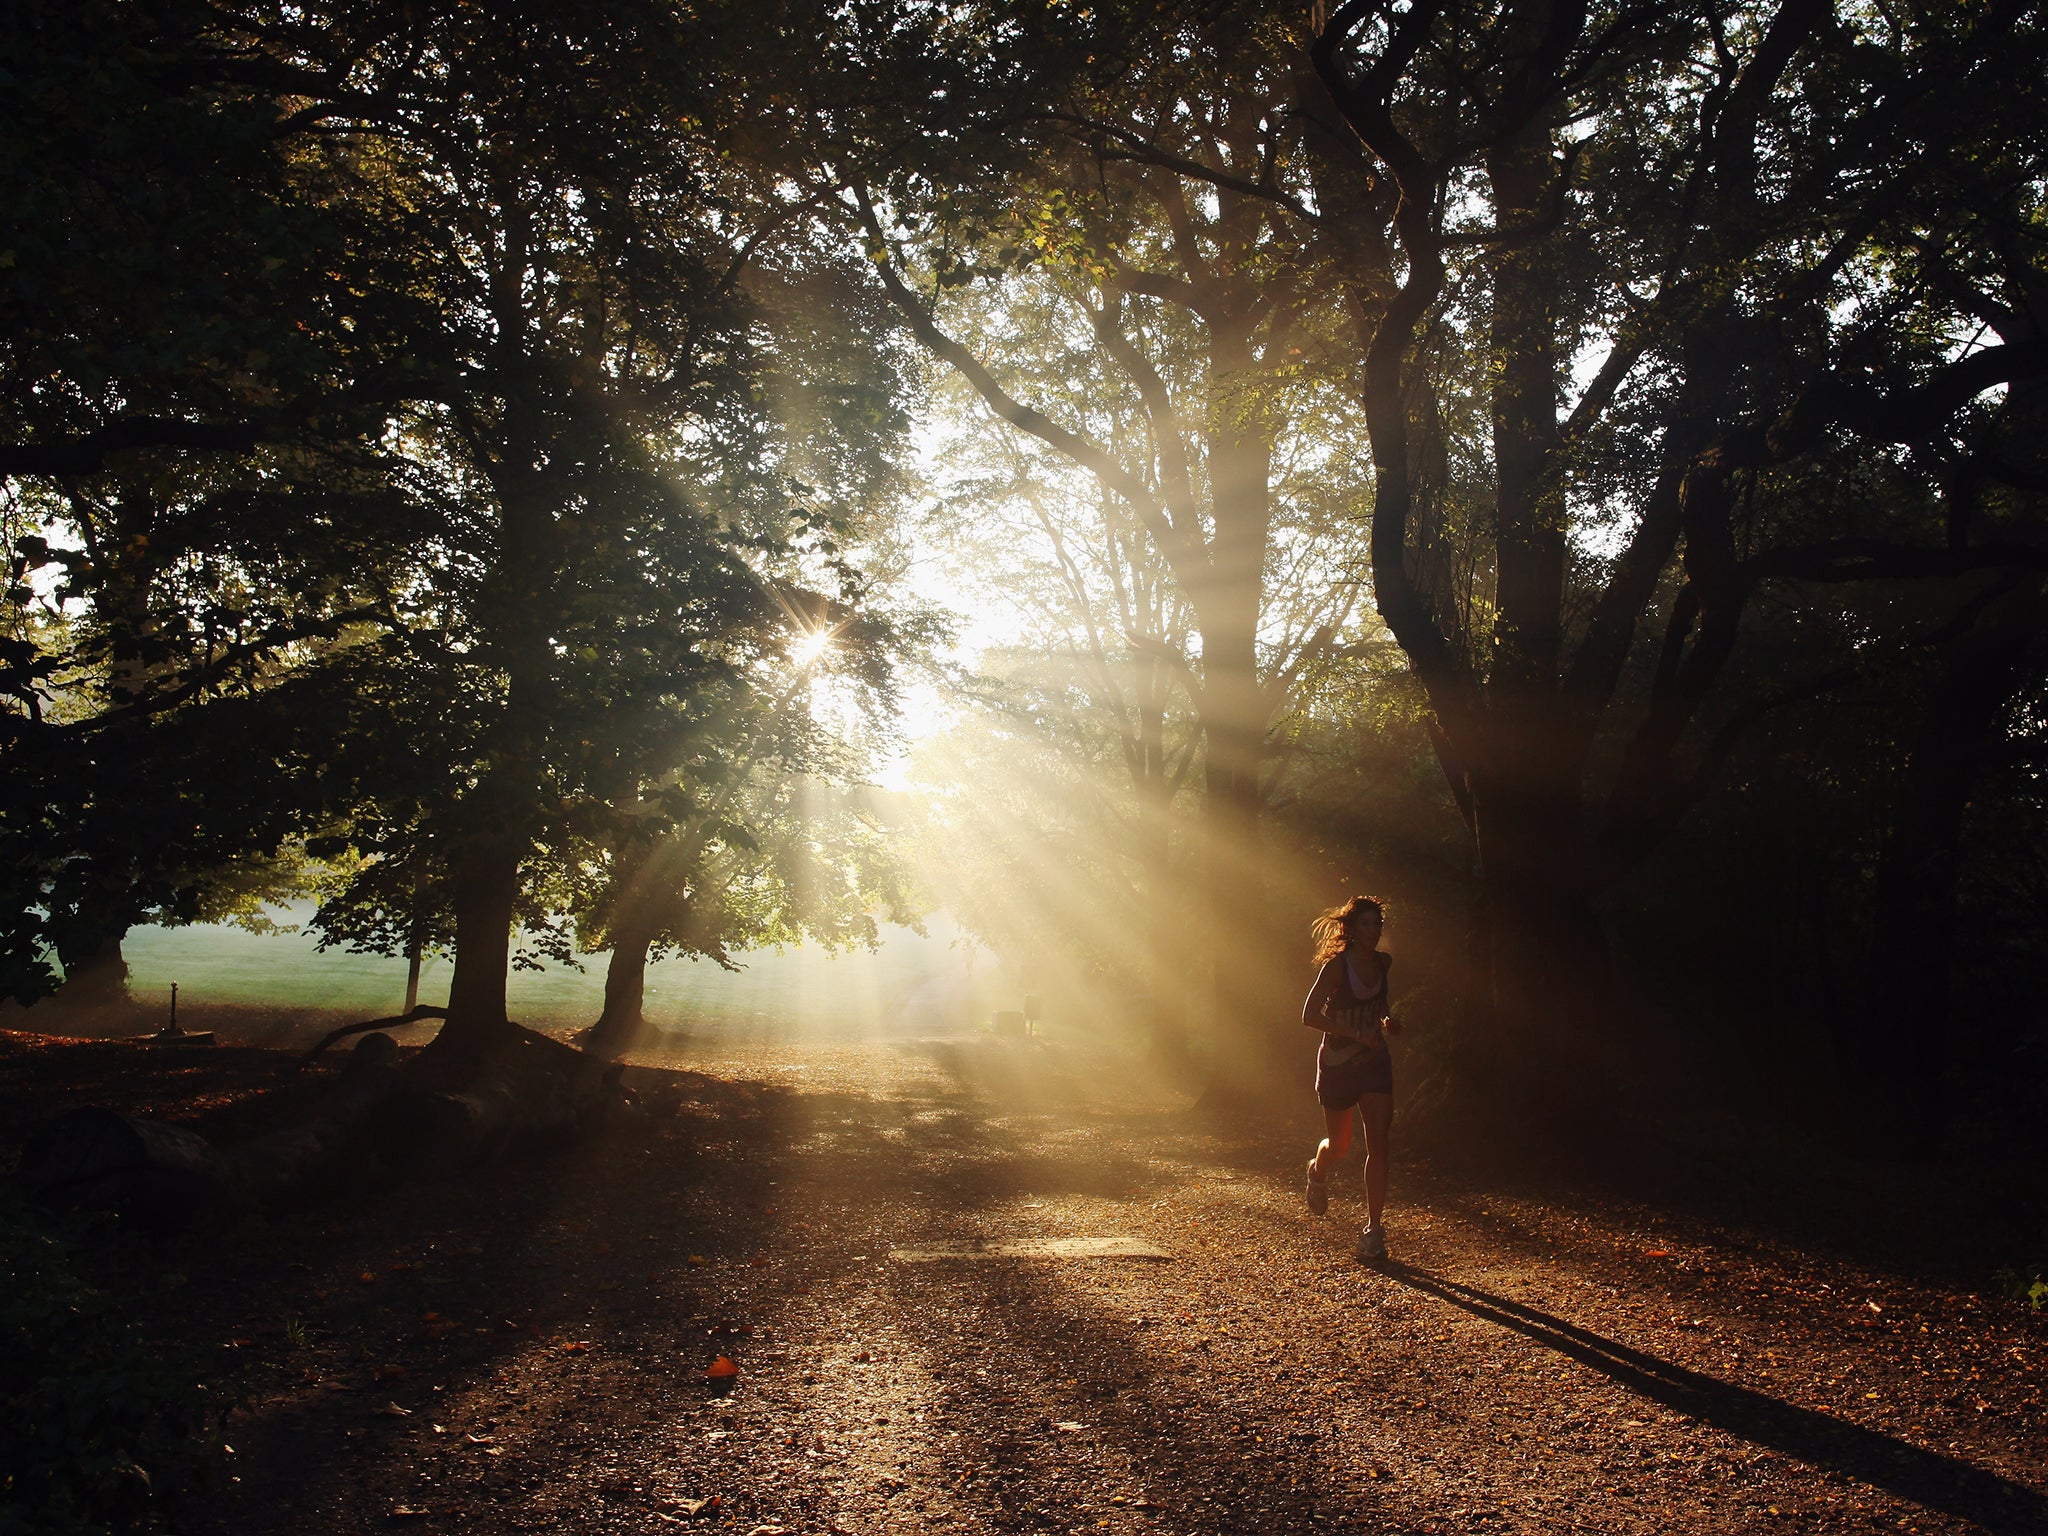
[23,1029,2042,1536]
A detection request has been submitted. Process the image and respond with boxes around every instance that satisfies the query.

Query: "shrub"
[1997,1262,2048,1313]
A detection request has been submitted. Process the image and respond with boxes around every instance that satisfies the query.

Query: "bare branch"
[844,183,1195,571]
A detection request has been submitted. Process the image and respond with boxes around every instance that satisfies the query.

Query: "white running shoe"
[1304,1159,1329,1217]
[1356,1223,1388,1262]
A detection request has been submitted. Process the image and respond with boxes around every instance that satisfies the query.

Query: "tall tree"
[847,16,1383,1055]
[115,0,914,1074]
[2,0,920,1064]
[0,0,431,1006]
[578,572,921,1059]
[1301,0,2048,1104]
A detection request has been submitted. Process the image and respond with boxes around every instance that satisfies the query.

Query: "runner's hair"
[1311,895,1386,966]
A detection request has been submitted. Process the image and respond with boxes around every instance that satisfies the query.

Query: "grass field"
[100,908,1013,1041]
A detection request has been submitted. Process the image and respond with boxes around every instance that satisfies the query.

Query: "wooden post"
[139,981,212,1045]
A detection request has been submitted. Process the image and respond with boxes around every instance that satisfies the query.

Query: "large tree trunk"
[53,930,133,1012]
[1463,697,1618,1135]
[1436,131,1610,1129]
[1853,579,2046,1141]
[586,920,657,1061]
[1135,772,1187,1062]
[421,834,523,1071]
[1474,796,1609,1080]
[1194,320,1278,1071]
[583,834,693,1061]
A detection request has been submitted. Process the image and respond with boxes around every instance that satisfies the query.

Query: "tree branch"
[1051,113,1316,220]
[1083,290,1204,532]
[844,183,1195,568]
[0,418,266,478]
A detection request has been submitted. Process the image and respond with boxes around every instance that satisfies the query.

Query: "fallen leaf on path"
[687,1255,708,1266]
[1644,1249,1672,1259]
[374,1402,412,1418]
[562,1340,592,1354]
[706,1356,740,1380]
[387,1507,428,1521]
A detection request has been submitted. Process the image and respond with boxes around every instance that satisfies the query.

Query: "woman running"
[1301,895,1399,1260]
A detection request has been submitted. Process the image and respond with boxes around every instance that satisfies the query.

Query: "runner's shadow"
[1381,1262,2047,1535]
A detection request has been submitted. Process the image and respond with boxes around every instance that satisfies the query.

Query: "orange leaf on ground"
[1644,1249,1672,1259]
[706,1356,740,1379]
[563,1341,591,1354]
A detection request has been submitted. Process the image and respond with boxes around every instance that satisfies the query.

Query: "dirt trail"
[17,1029,2044,1536]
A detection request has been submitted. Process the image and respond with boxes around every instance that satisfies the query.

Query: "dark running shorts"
[1315,1039,1393,1110]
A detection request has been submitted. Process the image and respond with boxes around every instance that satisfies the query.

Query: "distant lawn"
[103,910,1006,1038]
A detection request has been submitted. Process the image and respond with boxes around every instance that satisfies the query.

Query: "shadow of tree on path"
[1382,1263,2048,1536]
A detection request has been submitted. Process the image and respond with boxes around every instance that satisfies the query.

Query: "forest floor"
[3,1025,2045,1536]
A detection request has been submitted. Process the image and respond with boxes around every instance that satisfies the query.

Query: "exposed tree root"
[301,1005,448,1063]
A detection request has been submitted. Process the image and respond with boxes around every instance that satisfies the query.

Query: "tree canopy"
[1,0,2043,1130]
